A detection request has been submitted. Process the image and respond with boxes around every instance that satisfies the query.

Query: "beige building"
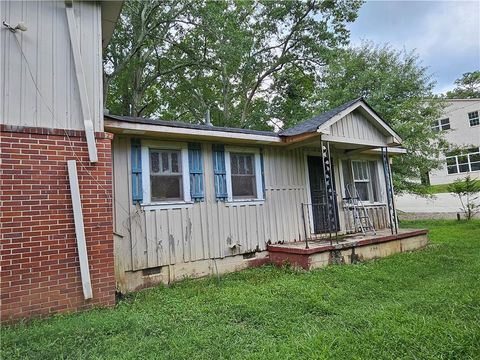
[429,99,480,185]
[106,98,410,291]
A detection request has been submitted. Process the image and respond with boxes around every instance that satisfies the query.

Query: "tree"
[104,0,363,126]
[448,176,480,220]
[311,42,448,194]
[445,71,480,99]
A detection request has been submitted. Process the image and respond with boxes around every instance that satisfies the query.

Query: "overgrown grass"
[2,220,480,359]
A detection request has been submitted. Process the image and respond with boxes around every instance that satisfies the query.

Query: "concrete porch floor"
[267,229,429,269]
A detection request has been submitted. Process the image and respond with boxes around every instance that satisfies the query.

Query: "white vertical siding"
[112,137,310,272]
[330,110,386,144]
[0,1,103,131]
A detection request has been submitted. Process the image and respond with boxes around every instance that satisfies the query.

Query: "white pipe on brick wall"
[67,160,93,300]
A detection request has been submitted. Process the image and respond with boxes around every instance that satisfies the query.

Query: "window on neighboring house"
[431,118,450,132]
[468,111,479,127]
[149,149,183,201]
[230,153,257,199]
[342,160,380,202]
[445,147,480,174]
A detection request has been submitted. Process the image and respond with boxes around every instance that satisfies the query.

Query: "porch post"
[320,136,338,244]
[381,147,398,234]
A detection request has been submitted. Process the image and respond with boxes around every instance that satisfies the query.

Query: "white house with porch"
[106,98,427,292]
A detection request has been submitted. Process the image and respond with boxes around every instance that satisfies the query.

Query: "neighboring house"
[105,98,409,292]
[428,99,480,185]
[1,0,123,322]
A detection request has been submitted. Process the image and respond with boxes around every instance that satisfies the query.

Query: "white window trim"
[468,111,479,127]
[141,140,192,206]
[445,147,480,175]
[225,146,264,203]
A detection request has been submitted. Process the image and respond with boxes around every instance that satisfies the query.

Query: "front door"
[307,156,339,233]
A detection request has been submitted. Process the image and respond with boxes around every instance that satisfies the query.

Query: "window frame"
[468,111,479,127]
[141,140,192,208]
[351,160,373,202]
[431,118,450,132]
[225,146,264,204]
[339,158,384,204]
[445,147,480,175]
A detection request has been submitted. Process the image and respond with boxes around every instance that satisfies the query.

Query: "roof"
[279,98,362,136]
[101,1,124,49]
[104,114,279,138]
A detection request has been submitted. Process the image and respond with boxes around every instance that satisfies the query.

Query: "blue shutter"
[188,143,204,202]
[131,139,143,203]
[260,148,265,199]
[212,144,228,201]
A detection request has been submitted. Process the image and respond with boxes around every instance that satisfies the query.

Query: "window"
[224,147,264,202]
[352,161,371,201]
[431,118,450,132]
[342,160,380,202]
[445,147,480,174]
[230,153,257,199]
[149,150,183,201]
[468,111,479,127]
[141,141,192,205]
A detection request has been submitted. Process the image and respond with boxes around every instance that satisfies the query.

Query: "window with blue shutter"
[188,143,204,201]
[131,139,143,203]
[212,144,228,201]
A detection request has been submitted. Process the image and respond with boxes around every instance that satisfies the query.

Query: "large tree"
[104,0,363,125]
[312,43,448,194]
[445,71,480,99]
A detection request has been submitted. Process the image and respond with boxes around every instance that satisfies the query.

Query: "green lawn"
[2,221,480,360]
[428,180,480,194]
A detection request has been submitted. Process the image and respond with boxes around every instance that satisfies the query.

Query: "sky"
[348,0,480,94]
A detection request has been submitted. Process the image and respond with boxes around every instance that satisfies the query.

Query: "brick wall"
[1,125,116,323]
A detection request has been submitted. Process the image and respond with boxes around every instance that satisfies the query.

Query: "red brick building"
[1,1,123,322]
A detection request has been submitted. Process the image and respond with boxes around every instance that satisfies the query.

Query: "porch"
[268,228,429,270]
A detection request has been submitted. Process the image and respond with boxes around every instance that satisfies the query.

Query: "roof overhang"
[104,118,283,145]
[101,1,123,49]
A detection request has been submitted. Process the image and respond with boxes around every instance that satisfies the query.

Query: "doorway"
[307,155,339,233]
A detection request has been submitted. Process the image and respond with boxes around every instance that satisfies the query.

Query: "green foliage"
[104,0,363,125]
[447,176,480,220]
[3,221,480,359]
[445,71,480,99]
[311,42,448,194]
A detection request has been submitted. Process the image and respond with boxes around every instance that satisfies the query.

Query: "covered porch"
[279,98,407,244]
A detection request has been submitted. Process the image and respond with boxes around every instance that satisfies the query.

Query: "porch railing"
[301,202,339,248]
[343,203,389,234]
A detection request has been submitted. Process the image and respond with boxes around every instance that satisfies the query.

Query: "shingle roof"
[104,114,279,138]
[279,97,363,136]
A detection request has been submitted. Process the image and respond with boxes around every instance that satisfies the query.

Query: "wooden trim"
[67,160,93,299]
[65,1,98,163]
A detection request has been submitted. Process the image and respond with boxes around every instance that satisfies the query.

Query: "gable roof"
[279,97,401,143]
[279,98,362,136]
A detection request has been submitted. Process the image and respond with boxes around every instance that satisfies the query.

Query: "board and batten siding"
[113,136,310,274]
[0,0,103,131]
[330,110,386,145]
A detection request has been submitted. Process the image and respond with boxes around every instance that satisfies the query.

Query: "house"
[1,1,428,323]
[105,98,427,292]
[428,99,480,185]
[1,0,123,322]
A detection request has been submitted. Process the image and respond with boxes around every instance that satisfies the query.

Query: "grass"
[428,180,480,194]
[2,220,480,359]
